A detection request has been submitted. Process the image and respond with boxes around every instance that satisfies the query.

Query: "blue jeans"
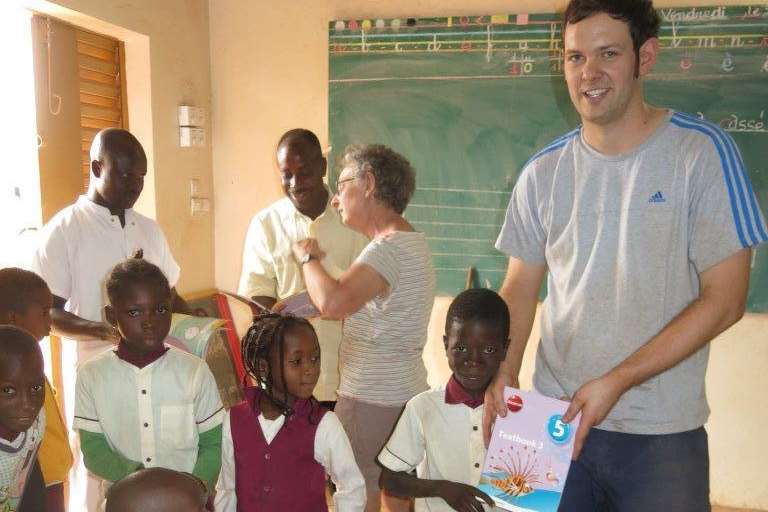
[559,427,710,512]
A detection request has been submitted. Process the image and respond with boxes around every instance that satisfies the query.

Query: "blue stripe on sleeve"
[719,124,768,242]
[675,112,767,245]
[521,128,580,171]
[670,113,761,248]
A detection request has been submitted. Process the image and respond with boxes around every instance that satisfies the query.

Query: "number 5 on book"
[547,415,572,445]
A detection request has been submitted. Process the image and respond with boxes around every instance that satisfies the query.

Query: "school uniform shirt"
[30,195,181,362]
[238,193,368,401]
[215,394,366,511]
[73,345,224,478]
[377,380,502,512]
[0,409,45,512]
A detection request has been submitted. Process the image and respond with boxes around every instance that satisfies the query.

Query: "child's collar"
[246,385,316,419]
[444,375,484,409]
[115,340,169,369]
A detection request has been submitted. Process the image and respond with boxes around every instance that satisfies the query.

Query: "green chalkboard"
[329,8,768,311]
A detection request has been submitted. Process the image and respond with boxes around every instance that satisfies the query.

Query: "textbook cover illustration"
[478,388,579,511]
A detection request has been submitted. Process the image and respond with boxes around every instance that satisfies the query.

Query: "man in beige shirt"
[238,129,367,405]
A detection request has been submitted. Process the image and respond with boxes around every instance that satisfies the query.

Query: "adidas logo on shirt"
[648,191,666,203]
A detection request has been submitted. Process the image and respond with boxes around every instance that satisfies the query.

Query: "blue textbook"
[478,388,580,511]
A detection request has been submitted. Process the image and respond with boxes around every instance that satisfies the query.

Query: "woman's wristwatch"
[299,253,317,265]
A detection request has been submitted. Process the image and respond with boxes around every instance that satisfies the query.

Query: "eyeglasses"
[336,176,358,194]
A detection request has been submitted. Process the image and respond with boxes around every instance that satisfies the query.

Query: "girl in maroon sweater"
[214,314,365,511]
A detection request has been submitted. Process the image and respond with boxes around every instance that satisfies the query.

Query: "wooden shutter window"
[76,28,128,190]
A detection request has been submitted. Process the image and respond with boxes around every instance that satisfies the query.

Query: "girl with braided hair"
[214,314,365,511]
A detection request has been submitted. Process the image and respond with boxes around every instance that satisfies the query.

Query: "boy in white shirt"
[74,256,223,507]
[378,289,509,512]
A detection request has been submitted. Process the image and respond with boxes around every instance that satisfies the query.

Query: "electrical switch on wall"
[179,105,206,147]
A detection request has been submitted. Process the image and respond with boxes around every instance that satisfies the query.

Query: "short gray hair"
[342,144,415,214]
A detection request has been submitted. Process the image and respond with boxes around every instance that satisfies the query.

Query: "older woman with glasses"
[292,144,435,512]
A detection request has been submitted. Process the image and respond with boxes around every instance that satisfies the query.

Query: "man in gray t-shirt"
[487,1,767,509]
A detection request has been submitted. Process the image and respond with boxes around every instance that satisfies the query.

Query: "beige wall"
[30,0,215,295]
[210,1,768,508]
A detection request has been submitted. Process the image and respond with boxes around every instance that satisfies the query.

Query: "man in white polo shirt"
[32,129,187,360]
[30,128,190,511]
[239,128,367,407]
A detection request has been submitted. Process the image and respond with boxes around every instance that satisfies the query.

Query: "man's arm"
[50,295,120,343]
[563,248,751,458]
[238,215,279,315]
[497,257,548,388]
[482,257,547,444]
[380,468,493,512]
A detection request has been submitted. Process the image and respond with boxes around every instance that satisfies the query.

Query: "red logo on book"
[506,394,523,413]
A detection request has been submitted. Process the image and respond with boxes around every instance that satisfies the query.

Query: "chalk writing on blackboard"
[485,26,493,63]
[427,35,441,52]
[671,22,682,48]
[742,6,767,19]
[722,52,735,72]
[508,53,535,75]
[660,6,727,22]
[549,23,560,51]
[721,111,766,132]
[551,55,563,72]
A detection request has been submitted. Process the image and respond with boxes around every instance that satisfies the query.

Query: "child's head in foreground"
[104,467,208,512]
[0,326,45,434]
[0,267,53,341]
[444,288,510,398]
[105,254,172,354]
[241,313,321,416]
